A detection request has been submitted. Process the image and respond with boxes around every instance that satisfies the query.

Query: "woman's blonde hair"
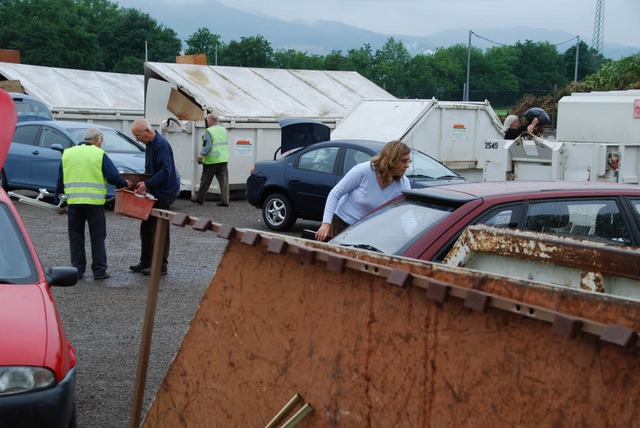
[370,140,410,183]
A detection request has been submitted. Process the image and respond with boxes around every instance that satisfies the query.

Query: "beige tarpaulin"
[137,218,640,427]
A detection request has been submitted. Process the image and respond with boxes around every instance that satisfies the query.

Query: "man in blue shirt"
[129,119,180,276]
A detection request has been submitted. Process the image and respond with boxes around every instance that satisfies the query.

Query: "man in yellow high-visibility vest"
[191,112,229,206]
[56,128,131,280]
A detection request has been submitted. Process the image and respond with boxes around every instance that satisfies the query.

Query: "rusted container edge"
[148,208,640,346]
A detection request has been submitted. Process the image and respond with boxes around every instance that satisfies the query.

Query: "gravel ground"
[13,191,318,428]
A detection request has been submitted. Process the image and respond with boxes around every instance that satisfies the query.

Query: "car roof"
[404,180,640,203]
[16,120,113,130]
[10,92,42,101]
[311,139,385,149]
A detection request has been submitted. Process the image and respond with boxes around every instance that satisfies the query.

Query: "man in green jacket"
[56,128,131,280]
[191,112,229,206]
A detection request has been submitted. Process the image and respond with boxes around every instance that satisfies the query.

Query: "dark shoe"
[217,202,229,207]
[191,198,203,205]
[129,262,150,273]
[141,265,168,276]
[94,272,111,280]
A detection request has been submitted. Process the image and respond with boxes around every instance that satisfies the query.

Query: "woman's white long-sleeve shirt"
[322,161,411,225]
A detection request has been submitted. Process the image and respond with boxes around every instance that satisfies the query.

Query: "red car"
[330,180,640,262]
[0,89,78,427]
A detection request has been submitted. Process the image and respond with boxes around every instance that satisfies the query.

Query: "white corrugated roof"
[0,61,395,119]
[0,62,144,113]
[144,63,395,119]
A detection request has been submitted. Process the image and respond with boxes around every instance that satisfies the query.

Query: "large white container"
[330,98,505,181]
[556,90,640,144]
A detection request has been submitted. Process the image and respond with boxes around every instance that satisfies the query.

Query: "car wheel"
[0,169,7,191]
[262,193,296,231]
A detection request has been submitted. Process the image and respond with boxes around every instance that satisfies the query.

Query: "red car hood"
[0,284,47,366]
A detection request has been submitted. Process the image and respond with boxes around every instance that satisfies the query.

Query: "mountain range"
[163,1,639,60]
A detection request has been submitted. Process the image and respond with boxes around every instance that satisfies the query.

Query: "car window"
[475,204,523,229]
[406,149,460,179]
[343,148,372,174]
[38,127,72,149]
[0,204,38,283]
[631,199,640,217]
[101,131,143,152]
[297,146,339,173]
[331,198,455,254]
[525,199,631,246]
[12,125,40,146]
[13,97,53,122]
[66,128,142,153]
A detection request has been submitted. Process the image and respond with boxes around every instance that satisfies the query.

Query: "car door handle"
[32,150,40,155]
[290,177,301,182]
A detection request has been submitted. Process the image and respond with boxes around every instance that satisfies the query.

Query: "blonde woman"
[315,140,411,241]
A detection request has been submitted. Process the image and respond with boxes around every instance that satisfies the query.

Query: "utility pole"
[591,0,605,55]
[574,36,580,82]
[465,30,472,102]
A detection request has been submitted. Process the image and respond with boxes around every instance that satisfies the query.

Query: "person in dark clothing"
[129,119,180,276]
[55,128,131,280]
[503,115,539,139]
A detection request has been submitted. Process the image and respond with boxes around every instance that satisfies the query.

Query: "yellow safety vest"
[202,125,229,164]
[62,144,107,205]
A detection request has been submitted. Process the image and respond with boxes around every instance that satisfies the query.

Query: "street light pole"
[465,30,472,101]
[574,36,580,82]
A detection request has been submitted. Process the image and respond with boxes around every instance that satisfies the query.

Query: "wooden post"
[129,217,168,427]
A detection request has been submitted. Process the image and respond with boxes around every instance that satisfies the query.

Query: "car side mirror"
[51,143,64,153]
[46,267,78,287]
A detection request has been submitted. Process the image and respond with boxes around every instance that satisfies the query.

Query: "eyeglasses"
[399,159,412,165]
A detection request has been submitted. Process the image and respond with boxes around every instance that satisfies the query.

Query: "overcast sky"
[115,0,640,48]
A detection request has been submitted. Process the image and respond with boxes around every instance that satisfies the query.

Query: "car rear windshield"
[330,197,455,254]
[14,97,53,122]
[0,204,38,284]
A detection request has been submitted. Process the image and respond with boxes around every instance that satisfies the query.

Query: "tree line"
[1,0,638,109]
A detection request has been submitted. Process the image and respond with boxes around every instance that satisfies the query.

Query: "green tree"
[581,54,640,90]
[221,35,273,67]
[103,7,181,73]
[185,27,224,65]
[373,37,411,96]
[273,49,323,69]
[0,0,103,69]
[345,44,375,80]
[562,41,607,82]
[512,41,567,93]
[323,50,349,71]
[405,53,436,98]
[428,44,469,98]
[0,0,181,74]
[475,45,520,104]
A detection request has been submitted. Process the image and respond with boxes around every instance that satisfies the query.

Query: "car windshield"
[0,204,38,284]
[405,150,461,180]
[67,128,143,153]
[330,197,455,254]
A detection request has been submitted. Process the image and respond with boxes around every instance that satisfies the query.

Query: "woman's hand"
[315,223,331,242]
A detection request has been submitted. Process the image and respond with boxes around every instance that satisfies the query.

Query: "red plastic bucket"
[114,189,156,220]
